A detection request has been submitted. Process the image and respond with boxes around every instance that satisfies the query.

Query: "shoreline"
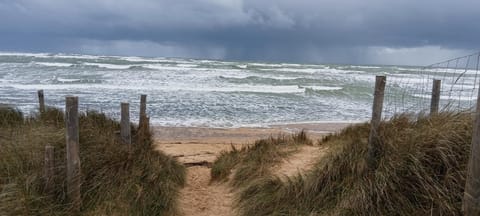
[153,122,358,145]
[154,122,356,165]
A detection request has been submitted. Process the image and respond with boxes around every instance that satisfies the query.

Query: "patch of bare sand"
[273,145,329,178]
[179,166,234,216]
[157,143,245,164]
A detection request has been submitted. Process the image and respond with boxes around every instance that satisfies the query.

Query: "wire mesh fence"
[382,51,480,118]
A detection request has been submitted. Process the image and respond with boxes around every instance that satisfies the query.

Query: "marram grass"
[0,106,185,215]
[211,130,312,187]
[235,112,471,216]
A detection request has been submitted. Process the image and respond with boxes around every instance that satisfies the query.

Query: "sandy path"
[154,123,351,216]
[179,166,234,216]
[157,143,246,164]
[273,145,329,178]
[158,143,239,216]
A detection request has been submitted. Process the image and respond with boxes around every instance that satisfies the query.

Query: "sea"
[0,52,476,128]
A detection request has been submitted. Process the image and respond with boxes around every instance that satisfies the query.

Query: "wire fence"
[382,51,480,118]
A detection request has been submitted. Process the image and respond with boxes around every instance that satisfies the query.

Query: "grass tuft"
[0,106,24,126]
[211,131,312,187]
[0,106,185,215]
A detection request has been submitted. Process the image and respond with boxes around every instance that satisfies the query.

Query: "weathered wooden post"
[65,96,81,211]
[464,86,480,215]
[38,90,45,113]
[139,94,147,127]
[367,76,386,171]
[121,102,131,145]
[430,79,441,115]
[146,116,150,134]
[44,145,55,195]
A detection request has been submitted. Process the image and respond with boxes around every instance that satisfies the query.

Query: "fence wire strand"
[383,51,480,118]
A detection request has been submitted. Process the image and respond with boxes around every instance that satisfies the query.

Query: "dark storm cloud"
[0,0,478,65]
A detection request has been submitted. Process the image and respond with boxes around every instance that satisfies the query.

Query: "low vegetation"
[235,112,471,215]
[210,131,312,187]
[0,106,186,215]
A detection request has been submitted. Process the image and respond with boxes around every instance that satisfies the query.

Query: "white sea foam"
[52,53,109,60]
[301,86,343,91]
[35,62,74,67]
[413,94,476,101]
[347,65,382,69]
[248,63,284,67]
[236,64,248,69]
[83,62,133,69]
[259,67,363,74]
[0,52,51,57]
[120,56,169,63]
[176,63,198,68]
[56,78,81,83]
[142,64,191,71]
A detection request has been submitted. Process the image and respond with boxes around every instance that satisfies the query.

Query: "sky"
[0,0,479,65]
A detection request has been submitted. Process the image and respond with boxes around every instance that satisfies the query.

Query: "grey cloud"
[0,0,478,65]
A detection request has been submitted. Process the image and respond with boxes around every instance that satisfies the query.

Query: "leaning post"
[65,96,81,211]
[464,85,480,215]
[430,79,441,115]
[38,90,45,113]
[367,76,386,171]
[121,102,131,145]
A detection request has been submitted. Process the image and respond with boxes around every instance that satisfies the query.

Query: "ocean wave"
[219,75,326,86]
[413,94,476,101]
[234,64,248,69]
[35,62,74,67]
[82,62,134,70]
[4,82,306,94]
[300,86,343,91]
[248,63,284,67]
[119,56,170,63]
[0,52,51,58]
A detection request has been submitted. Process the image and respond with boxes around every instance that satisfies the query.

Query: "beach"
[155,122,353,164]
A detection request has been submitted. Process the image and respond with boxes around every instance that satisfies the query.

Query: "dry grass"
[235,112,471,216]
[0,106,186,215]
[210,131,312,187]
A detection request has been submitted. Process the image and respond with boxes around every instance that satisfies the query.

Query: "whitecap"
[83,62,133,70]
[36,62,74,67]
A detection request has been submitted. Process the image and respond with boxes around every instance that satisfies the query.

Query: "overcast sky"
[0,0,479,65]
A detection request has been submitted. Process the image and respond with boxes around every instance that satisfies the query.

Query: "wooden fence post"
[430,79,441,115]
[38,90,45,113]
[367,76,386,171]
[121,102,131,145]
[44,145,55,195]
[464,86,480,215]
[139,94,147,127]
[146,116,150,133]
[65,96,81,211]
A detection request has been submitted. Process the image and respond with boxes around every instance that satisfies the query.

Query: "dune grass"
[210,131,312,187]
[235,112,471,215]
[0,106,185,215]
